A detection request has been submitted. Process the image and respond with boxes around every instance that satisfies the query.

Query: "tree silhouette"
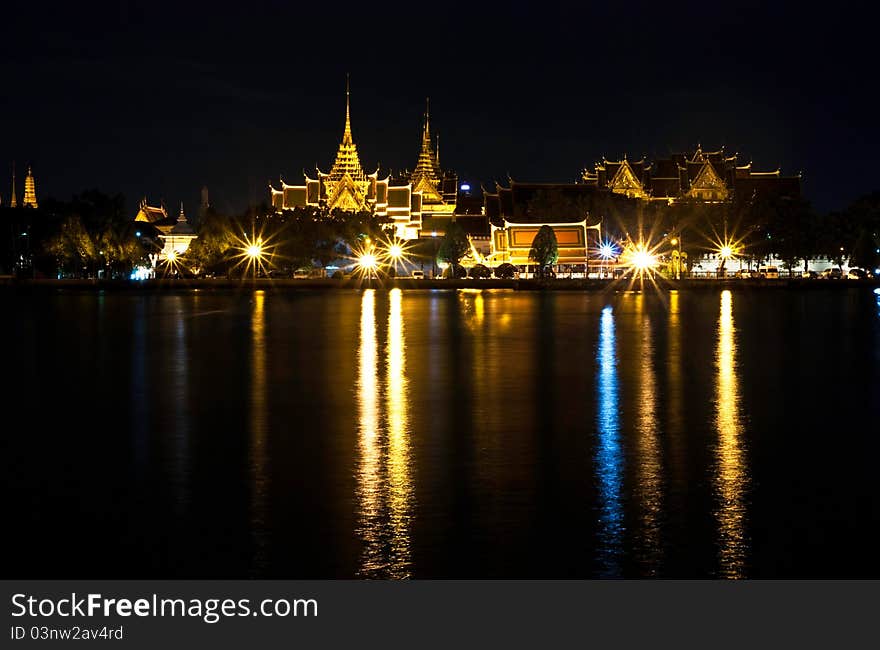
[529,225,558,278]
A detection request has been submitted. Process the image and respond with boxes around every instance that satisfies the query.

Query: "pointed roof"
[342,74,353,146]
[324,75,366,184]
[410,97,443,202]
[170,201,196,235]
[687,160,729,199]
[23,165,39,208]
[9,162,17,208]
[608,159,647,198]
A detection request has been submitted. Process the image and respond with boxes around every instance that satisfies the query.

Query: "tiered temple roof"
[22,166,38,208]
[581,146,799,204]
[410,98,443,203]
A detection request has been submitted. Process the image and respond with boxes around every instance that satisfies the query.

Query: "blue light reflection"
[596,305,623,576]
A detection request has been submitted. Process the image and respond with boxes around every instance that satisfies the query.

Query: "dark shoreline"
[2,277,879,293]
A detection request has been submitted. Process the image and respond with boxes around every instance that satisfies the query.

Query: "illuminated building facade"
[23,166,38,208]
[270,87,469,240]
[134,198,198,261]
[270,84,426,239]
[581,146,801,205]
[4,164,39,208]
[479,147,801,268]
[482,183,602,266]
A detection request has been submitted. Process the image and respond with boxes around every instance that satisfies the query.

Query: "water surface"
[4,287,879,578]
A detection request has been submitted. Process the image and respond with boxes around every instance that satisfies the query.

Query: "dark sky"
[1,1,877,215]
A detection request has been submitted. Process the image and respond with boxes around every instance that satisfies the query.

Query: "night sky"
[1,1,877,216]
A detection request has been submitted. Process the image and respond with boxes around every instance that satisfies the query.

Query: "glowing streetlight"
[358,251,378,279]
[232,232,274,279]
[631,248,656,271]
[388,243,403,260]
[247,240,263,260]
[598,241,617,279]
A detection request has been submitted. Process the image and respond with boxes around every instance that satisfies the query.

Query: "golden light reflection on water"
[715,290,749,578]
[250,290,269,574]
[386,289,413,576]
[357,289,413,578]
[634,296,662,574]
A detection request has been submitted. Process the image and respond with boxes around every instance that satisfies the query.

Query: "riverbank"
[2,276,879,292]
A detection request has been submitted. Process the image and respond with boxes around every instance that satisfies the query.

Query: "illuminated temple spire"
[327,74,366,184]
[410,97,443,202]
[320,75,370,212]
[342,74,353,146]
[9,163,18,208]
[23,165,38,208]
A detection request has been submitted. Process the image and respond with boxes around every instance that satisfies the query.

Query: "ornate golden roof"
[410,98,443,203]
[23,165,38,208]
[325,77,366,183]
[322,77,371,211]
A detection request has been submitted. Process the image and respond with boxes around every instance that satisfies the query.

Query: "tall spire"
[326,74,365,184]
[9,162,17,208]
[178,201,186,222]
[342,73,353,146]
[423,96,431,144]
[23,165,38,208]
[410,99,443,202]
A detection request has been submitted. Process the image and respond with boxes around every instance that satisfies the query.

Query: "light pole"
[670,234,683,279]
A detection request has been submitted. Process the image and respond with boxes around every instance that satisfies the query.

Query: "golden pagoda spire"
[410,98,443,202]
[322,75,369,211]
[10,162,17,208]
[23,165,38,208]
[342,73,353,146]
[326,75,365,184]
[423,96,431,145]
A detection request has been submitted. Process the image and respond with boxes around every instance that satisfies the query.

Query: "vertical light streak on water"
[714,290,749,578]
[385,288,413,578]
[249,290,269,574]
[356,289,384,577]
[170,295,191,515]
[596,305,623,577]
[635,297,663,574]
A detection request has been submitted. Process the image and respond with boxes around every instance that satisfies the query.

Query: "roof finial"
[435,132,440,167]
[342,73,353,146]
[423,96,431,143]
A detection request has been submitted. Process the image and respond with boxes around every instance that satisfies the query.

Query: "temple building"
[8,164,17,208]
[134,197,169,226]
[479,146,801,268]
[158,203,198,260]
[23,166,38,208]
[482,182,602,266]
[133,198,198,261]
[270,82,426,239]
[581,146,801,205]
[270,85,475,241]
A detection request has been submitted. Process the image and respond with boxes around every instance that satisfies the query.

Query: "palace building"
[478,147,801,267]
[134,198,198,261]
[580,146,801,205]
[269,85,466,240]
